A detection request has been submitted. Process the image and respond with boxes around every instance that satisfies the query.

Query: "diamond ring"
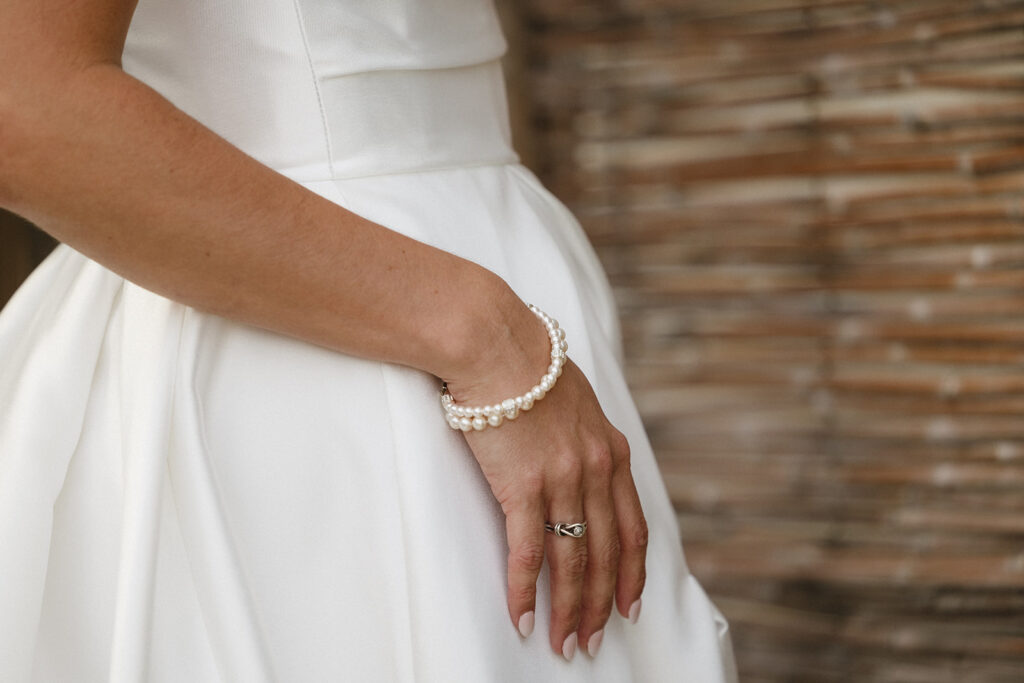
[545,521,587,538]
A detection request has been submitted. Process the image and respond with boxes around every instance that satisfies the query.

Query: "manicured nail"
[561,632,578,660]
[587,629,604,657]
[628,598,642,624]
[517,611,535,638]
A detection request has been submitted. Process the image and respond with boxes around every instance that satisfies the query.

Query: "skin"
[0,0,647,660]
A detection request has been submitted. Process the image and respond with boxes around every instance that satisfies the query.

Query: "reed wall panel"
[498,1,1024,680]
[4,3,1024,679]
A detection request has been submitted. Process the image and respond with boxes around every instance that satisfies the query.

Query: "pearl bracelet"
[440,303,568,431]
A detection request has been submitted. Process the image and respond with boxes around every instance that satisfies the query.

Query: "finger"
[503,492,546,639]
[577,444,619,657]
[545,465,586,660]
[612,451,648,624]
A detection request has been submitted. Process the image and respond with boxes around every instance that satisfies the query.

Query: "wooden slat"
[501,0,1024,679]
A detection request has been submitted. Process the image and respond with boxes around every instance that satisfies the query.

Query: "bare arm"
[0,0,543,385]
[0,0,648,658]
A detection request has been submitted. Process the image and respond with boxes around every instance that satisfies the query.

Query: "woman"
[0,0,737,680]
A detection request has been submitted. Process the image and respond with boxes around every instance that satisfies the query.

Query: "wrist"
[439,272,552,408]
[442,304,567,431]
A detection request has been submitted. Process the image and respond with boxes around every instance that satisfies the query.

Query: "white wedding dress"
[0,1,737,681]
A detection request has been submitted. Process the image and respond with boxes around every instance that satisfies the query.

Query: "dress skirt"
[0,8,738,679]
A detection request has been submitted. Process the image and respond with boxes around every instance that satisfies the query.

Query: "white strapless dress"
[0,1,737,681]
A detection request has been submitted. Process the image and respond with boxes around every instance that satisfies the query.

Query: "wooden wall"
[497,1,1024,681]
[4,3,1024,680]
[0,211,56,308]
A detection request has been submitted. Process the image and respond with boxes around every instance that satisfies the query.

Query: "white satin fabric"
[0,1,737,681]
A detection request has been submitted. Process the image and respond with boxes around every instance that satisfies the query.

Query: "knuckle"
[551,454,583,487]
[626,518,649,552]
[611,429,631,460]
[521,465,546,492]
[635,562,648,592]
[498,493,526,516]
[585,444,614,478]
[509,542,545,574]
[556,546,589,580]
[498,476,544,515]
[596,535,621,573]
[509,582,537,607]
[519,471,545,500]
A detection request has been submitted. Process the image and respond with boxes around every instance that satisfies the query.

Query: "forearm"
[0,62,535,381]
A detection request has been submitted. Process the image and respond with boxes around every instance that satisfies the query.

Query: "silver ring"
[545,521,587,538]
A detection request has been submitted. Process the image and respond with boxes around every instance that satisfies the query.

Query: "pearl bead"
[438,304,566,432]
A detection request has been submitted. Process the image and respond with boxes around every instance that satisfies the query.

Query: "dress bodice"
[121,0,516,180]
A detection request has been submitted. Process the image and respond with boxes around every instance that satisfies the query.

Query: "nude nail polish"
[517,611,535,638]
[561,632,577,660]
[587,629,604,657]
[628,598,642,624]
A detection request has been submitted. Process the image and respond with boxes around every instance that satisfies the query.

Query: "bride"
[0,0,736,680]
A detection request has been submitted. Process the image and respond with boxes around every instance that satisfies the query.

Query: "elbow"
[0,78,33,211]
[0,62,125,212]
[0,71,56,212]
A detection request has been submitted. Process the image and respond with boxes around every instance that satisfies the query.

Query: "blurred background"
[494,1,1024,681]
[4,1,1024,681]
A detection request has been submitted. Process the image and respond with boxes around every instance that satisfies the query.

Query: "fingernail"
[517,611,535,638]
[561,632,577,660]
[587,629,604,657]
[628,598,642,624]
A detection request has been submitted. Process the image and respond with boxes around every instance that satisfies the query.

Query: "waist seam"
[278,154,523,185]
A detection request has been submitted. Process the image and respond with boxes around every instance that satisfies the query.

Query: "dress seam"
[284,156,522,185]
[374,361,419,683]
[290,0,335,175]
[185,314,277,683]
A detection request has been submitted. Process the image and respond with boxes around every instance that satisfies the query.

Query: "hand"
[443,305,648,660]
